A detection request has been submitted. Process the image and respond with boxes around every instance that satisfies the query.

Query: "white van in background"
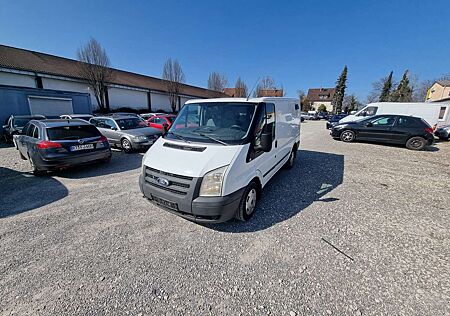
[139,97,301,223]
[339,102,450,127]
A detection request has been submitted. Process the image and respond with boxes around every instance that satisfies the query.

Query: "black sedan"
[326,114,348,129]
[14,119,111,175]
[330,114,434,150]
[434,125,450,140]
[3,115,46,143]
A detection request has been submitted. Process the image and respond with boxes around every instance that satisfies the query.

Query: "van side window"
[438,106,446,120]
[248,103,275,161]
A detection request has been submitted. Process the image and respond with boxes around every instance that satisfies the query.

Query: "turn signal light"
[37,140,62,149]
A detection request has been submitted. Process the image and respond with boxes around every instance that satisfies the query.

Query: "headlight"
[133,135,148,142]
[199,166,228,197]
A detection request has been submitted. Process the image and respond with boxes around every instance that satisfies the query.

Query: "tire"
[284,147,297,169]
[406,136,427,151]
[121,138,133,153]
[235,181,259,222]
[340,130,356,142]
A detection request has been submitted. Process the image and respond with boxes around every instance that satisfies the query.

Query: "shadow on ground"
[207,149,344,233]
[55,150,143,179]
[0,167,68,218]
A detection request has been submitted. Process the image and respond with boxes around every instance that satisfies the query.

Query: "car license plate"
[152,195,178,210]
[70,144,94,151]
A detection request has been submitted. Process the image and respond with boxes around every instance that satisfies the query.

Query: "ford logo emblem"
[157,177,170,186]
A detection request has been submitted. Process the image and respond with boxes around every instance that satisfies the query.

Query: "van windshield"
[166,102,257,145]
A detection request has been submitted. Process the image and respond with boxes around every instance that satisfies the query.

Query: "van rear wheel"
[284,147,297,169]
[235,182,259,222]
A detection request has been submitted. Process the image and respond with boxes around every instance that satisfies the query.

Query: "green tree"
[317,104,327,112]
[332,65,348,113]
[348,95,358,112]
[379,71,393,102]
[390,70,413,102]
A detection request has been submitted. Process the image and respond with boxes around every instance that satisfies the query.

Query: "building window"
[35,76,43,89]
[439,107,447,120]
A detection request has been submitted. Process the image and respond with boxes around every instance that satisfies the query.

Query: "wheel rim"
[122,139,131,150]
[410,139,423,148]
[342,131,354,141]
[245,189,257,215]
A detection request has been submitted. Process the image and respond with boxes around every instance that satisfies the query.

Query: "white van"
[139,97,301,223]
[339,102,450,127]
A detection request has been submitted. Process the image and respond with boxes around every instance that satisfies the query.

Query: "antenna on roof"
[247,77,260,101]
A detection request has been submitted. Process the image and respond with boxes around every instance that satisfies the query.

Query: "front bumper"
[139,174,244,223]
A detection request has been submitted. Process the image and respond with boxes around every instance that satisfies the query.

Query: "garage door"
[28,96,73,117]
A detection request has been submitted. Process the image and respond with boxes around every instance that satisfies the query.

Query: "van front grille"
[145,167,193,195]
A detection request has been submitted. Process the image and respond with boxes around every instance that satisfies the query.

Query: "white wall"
[108,87,148,110]
[0,72,36,88]
[42,78,97,107]
[151,92,172,112]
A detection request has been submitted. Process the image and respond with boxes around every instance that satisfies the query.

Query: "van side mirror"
[361,111,367,117]
[259,132,272,152]
[366,122,373,127]
[110,126,117,131]
[2,125,8,129]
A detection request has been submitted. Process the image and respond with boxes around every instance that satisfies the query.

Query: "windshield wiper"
[192,132,229,146]
[167,131,190,143]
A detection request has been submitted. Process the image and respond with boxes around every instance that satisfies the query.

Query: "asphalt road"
[1,121,449,316]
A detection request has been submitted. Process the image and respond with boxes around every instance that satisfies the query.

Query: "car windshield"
[166,102,257,144]
[116,117,148,130]
[47,125,101,140]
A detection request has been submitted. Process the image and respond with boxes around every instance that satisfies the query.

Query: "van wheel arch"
[235,179,261,222]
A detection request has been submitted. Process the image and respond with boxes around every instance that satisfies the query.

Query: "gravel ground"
[1,121,449,316]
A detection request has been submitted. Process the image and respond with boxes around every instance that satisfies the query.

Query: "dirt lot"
[1,121,449,316]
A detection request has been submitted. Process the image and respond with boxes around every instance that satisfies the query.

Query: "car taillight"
[425,128,433,134]
[98,136,108,142]
[37,140,62,149]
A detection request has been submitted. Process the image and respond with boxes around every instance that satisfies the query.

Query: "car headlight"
[199,166,228,197]
[133,135,148,142]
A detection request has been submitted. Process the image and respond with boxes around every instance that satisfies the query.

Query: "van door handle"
[275,141,278,148]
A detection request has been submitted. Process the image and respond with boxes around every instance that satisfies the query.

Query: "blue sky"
[1,0,450,100]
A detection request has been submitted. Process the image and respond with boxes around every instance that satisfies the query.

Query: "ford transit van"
[139,98,301,223]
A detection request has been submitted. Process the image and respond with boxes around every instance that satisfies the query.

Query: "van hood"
[143,138,241,178]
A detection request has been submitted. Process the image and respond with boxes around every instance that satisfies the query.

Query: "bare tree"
[76,38,114,112]
[207,72,228,92]
[162,58,185,112]
[297,89,310,111]
[235,77,248,97]
[366,76,397,104]
[254,76,276,97]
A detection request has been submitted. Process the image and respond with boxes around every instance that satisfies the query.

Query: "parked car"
[434,124,450,140]
[317,112,329,120]
[326,114,348,129]
[90,115,162,153]
[3,115,46,143]
[147,114,176,130]
[330,114,434,150]
[139,97,301,223]
[14,119,111,175]
[140,112,167,120]
[60,114,93,121]
[300,112,316,120]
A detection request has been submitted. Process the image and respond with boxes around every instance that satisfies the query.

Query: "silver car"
[90,115,162,153]
[434,124,450,140]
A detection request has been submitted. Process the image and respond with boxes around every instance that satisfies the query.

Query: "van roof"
[185,97,298,104]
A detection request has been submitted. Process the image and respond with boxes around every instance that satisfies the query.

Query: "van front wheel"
[235,182,259,222]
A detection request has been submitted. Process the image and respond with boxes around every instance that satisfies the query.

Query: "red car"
[146,114,176,130]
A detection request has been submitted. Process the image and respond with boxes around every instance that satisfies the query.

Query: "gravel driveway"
[1,121,449,315]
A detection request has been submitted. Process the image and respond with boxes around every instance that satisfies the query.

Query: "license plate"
[152,195,178,210]
[70,144,94,151]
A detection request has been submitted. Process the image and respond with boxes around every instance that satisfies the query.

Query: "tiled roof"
[306,88,335,102]
[436,80,450,87]
[0,45,225,98]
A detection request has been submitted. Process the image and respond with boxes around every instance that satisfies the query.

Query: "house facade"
[426,80,450,102]
[306,88,335,112]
